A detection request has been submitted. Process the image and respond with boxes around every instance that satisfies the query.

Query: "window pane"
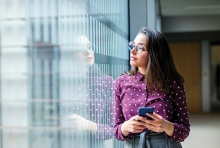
[0,0,129,148]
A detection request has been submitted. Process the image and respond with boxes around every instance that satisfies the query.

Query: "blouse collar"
[136,71,145,82]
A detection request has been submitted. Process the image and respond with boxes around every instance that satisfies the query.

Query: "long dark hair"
[129,27,184,94]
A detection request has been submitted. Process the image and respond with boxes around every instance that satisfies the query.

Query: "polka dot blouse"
[113,72,190,142]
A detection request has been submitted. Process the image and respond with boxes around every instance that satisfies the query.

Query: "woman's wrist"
[164,121,174,137]
[121,121,129,137]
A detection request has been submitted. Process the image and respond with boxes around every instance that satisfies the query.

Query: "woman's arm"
[114,93,131,141]
[168,82,190,142]
[91,76,115,140]
[113,79,132,141]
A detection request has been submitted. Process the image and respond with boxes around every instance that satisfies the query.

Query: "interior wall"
[164,31,220,43]
[169,42,201,114]
[210,45,220,112]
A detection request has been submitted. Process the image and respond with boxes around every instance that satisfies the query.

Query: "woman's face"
[75,36,95,66]
[85,47,95,66]
[74,45,95,66]
[130,34,149,69]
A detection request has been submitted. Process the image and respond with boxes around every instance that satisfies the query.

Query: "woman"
[49,36,114,148]
[114,28,190,148]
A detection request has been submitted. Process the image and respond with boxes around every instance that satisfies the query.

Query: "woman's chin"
[130,61,137,67]
[88,61,94,66]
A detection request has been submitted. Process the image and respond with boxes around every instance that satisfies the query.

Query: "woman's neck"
[138,67,146,75]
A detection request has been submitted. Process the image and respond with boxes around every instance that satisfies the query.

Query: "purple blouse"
[113,72,190,142]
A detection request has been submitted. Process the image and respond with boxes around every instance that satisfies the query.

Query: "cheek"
[74,54,87,63]
[91,52,95,58]
[91,53,95,62]
[140,55,149,66]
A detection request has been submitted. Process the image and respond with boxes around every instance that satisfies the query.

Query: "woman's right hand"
[121,115,146,136]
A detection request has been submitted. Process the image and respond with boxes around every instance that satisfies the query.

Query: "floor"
[181,113,220,148]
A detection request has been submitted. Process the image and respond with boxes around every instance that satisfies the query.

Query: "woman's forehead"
[134,34,147,44]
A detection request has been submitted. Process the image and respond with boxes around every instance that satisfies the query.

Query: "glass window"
[0,0,129,148]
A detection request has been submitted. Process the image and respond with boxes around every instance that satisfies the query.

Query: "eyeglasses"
[128,41,147,54]
[75,43,94,53]
[85,43,93,52]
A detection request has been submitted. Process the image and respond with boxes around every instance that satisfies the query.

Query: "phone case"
[138,107,154,120]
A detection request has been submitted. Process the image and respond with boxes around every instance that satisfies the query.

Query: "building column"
[129,0,161,41]
[201,41,211,112]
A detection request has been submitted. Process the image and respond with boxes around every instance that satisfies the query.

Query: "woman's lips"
[87,57,93,61]
[130,56,137,60]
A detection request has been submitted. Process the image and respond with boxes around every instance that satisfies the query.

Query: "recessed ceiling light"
[184,5,220,9]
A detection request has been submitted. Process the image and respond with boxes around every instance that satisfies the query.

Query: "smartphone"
[138,107,154,120]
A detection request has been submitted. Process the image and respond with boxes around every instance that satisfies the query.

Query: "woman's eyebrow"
[138,43,146,46]
[133,42,146,46]
[138,43,146,45]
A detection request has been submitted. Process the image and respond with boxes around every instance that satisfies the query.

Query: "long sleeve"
[95,96,114,140]
[168,82,190,142]
[94,76,114,140]
[113,79,131,141]
[112,73,191,142]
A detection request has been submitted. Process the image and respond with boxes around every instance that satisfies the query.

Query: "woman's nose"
[86,49,94,54]
[130,47,137,54]
[84,49,90,54]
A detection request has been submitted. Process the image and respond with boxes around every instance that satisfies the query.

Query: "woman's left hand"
[62,114,97,132]
[142,112,174,136]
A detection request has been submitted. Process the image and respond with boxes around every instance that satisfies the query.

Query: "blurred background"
[0,0,220,148]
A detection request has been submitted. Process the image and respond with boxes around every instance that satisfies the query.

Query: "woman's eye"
[137,45,142,49]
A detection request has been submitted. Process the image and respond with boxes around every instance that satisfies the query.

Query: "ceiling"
[160,0,220,16]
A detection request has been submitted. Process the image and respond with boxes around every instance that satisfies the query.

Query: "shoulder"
[102,74,114,82]
[114,74,131,94]
[115,73,132,84]
[172,79,184,88]
[114,74,132,89]
[114,73,136,92]
[169,79,185,94]
[96,75,115,87]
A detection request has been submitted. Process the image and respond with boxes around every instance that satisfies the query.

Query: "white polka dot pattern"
[61,74,114,140]
[113,72,190,142]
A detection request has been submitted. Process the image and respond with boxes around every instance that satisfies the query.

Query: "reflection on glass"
[47,36,113,148]
[0,0,129,148]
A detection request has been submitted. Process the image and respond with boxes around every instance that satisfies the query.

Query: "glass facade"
[0,0,129,148]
